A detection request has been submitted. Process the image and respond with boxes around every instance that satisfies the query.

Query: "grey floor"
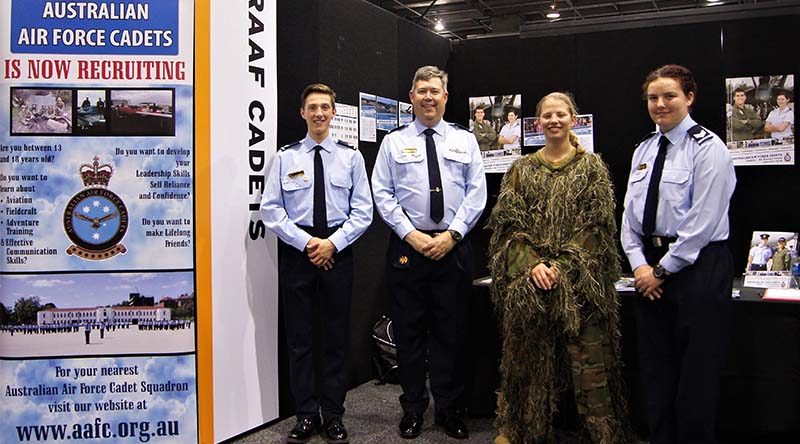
[228,381,497,444]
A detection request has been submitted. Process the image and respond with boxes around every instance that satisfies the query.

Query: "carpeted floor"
[228,380,496,443]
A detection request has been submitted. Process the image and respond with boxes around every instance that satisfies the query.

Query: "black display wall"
[276,0,799,423]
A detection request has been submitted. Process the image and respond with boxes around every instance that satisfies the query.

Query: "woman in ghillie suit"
[488,92,635,444]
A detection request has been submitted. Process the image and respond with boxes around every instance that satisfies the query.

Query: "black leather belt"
[645,236,677,247]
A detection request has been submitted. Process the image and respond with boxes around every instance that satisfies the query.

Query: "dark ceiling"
[365,0,796,40]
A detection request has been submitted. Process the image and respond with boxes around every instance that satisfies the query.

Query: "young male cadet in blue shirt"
[372,66,487,440]
[261,83,373,444]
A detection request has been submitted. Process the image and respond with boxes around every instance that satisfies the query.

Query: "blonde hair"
[536,92,583,151]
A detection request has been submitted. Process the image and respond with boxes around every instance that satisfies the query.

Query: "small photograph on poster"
[376,96,399,132]
[330,102,358,149]
[743,231,797,290]
[10,88,72,135]
[523,114,595,152]
[359,92,377,143]
[109,89,175,136]
[75,89,108,135]
[469,94,522,173]
[725,75,794,166]
[399,101,413,126]
[0,272,195,358]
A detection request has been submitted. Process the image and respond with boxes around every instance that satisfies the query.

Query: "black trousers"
[636,242,733,444]
[279,233,353,422]
[387,234,473,416]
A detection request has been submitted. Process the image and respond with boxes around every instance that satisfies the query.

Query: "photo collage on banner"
[725,75,795,166]
[1,1,198,443]
[469,95,522,173]
[330,103,359,150]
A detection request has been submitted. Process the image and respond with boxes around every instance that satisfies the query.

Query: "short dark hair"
[643,64,697,99]
[734,87,747,95]
[776,91,790,100]
[301,83,336,109]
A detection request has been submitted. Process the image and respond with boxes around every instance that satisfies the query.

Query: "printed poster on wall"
[742,231,797,289]
[725,75,794,166]
[399,101,413,126]
[375,96,398,132]
[1,1,198,442]
[469,94,522,173]
[523,114,595,152]
[330,102,358,149]
[359,92,376,143]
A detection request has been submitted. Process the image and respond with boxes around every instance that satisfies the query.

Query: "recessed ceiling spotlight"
[434,18,445,31]
[546,3,561,19]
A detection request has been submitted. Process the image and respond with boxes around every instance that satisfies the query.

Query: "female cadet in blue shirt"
[621,64,737,444]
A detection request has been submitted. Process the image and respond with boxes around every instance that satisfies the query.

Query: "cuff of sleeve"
[395,220,416,240]
[291,232,313,253]
[447,220,469,239]
[628,252,647,272]
[328,230,347,253]
[660,255,688,274]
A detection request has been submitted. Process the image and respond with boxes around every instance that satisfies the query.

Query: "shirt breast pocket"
[281,176,312,209]
[392,151,425,184]
[660,168,690,202]
[627,169,648,199]
[330,172,353,202]
[442,150,470,182]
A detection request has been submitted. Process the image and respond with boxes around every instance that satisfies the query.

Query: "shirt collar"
[302,134,335,153]
[659,114,696,146]
[413,118,448,137]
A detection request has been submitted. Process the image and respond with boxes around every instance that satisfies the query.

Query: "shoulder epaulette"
[279,140,302,151]
[687,124,714,145]
[388,124,408,134]
[336,139,356,150]
[635,131,657,148]
[449,122,472,133]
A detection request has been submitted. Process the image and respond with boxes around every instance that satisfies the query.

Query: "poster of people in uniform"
[523,114,595,152]
[1,1,198,442]
[469,94,522,173]
[742,230,798,289]
[725,75,794,166]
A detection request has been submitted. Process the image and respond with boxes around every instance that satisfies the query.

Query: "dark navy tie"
[642,136,669,237]
[313,145,327,231]
[424,128,444,223]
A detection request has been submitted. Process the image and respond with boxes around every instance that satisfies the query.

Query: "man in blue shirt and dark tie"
[372,66,487,440]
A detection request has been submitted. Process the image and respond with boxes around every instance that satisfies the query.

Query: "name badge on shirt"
[637,163,647,170]
[287,170,306,181]
[401,147,417,154]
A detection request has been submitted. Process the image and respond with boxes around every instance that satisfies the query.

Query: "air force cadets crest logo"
[63,156,129,260]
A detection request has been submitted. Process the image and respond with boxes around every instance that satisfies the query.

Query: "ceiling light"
[434,18,445,31]
[546,4,560,19]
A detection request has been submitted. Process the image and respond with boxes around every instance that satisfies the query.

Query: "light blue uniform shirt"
[748,244,772,265]
[260,134,373,252]
[621,115,737,273]
[372,119,487,239]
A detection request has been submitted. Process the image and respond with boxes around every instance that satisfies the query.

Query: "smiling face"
[538,98,574,142]
[410,77,448,127]
[734,91,747,108]
[777,94,788,109]
[300,92,335,141]
[506,110,517,123]
[646,77,694,133]
[474,107,485,122]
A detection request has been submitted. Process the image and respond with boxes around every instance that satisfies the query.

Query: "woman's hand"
[530,263,559,290]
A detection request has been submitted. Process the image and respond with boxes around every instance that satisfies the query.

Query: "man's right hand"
[404,230,435,255]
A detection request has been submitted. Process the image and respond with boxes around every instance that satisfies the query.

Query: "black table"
[465,279,800,442]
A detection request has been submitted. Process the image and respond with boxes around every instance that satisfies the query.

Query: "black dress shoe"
[323,417,349,444]
[399,412,423,439]
[435,413,469,440]
[286,417,319,443]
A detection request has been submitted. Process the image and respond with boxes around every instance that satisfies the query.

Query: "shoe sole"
[286,437,312,444]
[325,439,349,444]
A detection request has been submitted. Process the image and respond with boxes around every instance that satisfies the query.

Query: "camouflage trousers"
[496,314,630,444]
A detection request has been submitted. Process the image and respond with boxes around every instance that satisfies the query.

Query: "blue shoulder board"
[635,131,657,148]
[336,139,356,150]
[449,122,472,132]
[279,140,301,151]
[388,124,408,134]
[687,124,713,145]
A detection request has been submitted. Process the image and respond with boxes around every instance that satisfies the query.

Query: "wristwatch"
[653,264,669,279]
[447,229,462,243]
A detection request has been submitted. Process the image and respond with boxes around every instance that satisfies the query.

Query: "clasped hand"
[530,263,559,290]
[306,237,335,270]
[404,230,455,261]
[634,265,663,300]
